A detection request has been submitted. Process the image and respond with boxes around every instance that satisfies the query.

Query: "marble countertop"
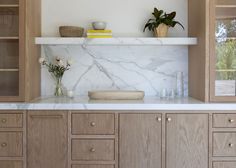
[1,96,236,111]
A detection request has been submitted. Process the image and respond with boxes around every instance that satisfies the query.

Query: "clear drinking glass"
[176,72,184,97]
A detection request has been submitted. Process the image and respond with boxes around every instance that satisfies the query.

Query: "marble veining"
[41,45,188,97]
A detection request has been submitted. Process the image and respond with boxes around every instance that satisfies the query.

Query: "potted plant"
[143,7,184,37]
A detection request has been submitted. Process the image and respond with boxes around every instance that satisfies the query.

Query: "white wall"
[42,0,188,37]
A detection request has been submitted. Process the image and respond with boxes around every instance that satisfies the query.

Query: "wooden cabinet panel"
[72,113,114,135]
[213,132,236,156]
[72,139,114,161]
[213,114,236,128]
[27,111,68,168]
[213,162,236,168]
[0,161,22,168]
[0,132,22,156]
[0,114,22,128]
[119,114,162,168]
[72,165,114,168]
[166,114,208,168]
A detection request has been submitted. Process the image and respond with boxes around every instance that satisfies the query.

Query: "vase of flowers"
[39,57,72,96]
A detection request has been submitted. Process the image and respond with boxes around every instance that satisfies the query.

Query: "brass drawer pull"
[167,117,172,122]
[229,143,234,147]
[30,115,63,119]
[1,143,7,147]
[156,117,162,122]
[1,119,6,123]
[229,119,234,123]
[90,122,96,127]
[90,148,96,152]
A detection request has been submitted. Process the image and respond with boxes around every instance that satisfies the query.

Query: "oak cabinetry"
[119,114,162,168]
[213,161,236,168]
[0,0,41,102]
[166,114,209,168]
[213,114,236,127]
[70,112,118,168]
[0,111,25,168]
[27,111,68,168]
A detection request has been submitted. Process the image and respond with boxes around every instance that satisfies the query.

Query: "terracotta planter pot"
[154,24,169,37]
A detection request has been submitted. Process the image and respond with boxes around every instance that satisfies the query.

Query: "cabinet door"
[166,114,208,168]
[119,114,162,168]
[27,111,68,168]
[210,0,236,101]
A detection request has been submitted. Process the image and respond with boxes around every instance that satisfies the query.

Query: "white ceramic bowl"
[92,21,107,30]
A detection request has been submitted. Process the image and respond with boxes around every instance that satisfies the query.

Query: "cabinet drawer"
[72,165,114,168]
[0,114,23,128]
[213,133,236,156]
[0,132,22,157]
[0,161,23,168]
[72,114,115,135]
[72,139,115,161]
[213,114,236,128]
[213,162,236,168]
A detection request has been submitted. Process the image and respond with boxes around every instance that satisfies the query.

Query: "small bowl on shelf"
[59,26,84,37]
[92,21,107,30]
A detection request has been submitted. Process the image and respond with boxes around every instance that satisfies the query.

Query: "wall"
[42,0,188,37]
[41,0,189,97]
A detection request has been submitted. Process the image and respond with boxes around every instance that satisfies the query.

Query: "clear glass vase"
[54,77,63,96]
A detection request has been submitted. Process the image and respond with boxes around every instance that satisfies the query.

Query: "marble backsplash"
[41,45,188,97]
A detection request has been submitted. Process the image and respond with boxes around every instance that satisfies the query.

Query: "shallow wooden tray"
[88,90,145,100]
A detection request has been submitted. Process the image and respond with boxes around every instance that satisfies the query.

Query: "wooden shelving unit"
[0,0,41,102]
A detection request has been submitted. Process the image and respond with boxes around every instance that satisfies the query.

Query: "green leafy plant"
[143,7,184,32]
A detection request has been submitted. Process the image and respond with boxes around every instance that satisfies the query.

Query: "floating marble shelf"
[35,37,197,46]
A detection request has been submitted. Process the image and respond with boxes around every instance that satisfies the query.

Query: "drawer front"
[0,161,23,168]
[72,165,114,168]
[72,139,115,161]
[0,114,23,128]
[213,114,236,128]
[0,132,23,157]
[213,133,236,156]
[213,162,236,168]
[72,114,115,135]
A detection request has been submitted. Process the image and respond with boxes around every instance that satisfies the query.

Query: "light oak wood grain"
[188,0,210,102]
[0,132,22,157]
[0,160,22,168]
[213,161,236,168]
[119,114,162,168]
[27,111,68,168]
[166,114,208,168]
[72,165,114,168]
[72,113,115,135]
[71,139,114,161]
[213,114,236,127]
[0,114,22,128]
[213,132,236,156]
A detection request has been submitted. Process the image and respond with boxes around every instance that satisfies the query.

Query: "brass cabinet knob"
[90,148,95,152]
[229,119,234,123]
[90,122,96,127]
[156,117,162,122]
[1,143,7,147]
[229,143,234,147]
[1,119,6,123]
[167,117,172,122]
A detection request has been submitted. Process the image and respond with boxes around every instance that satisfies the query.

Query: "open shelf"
[35,37,198,46]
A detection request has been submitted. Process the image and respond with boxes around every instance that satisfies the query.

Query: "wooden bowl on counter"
[59,26,84,37]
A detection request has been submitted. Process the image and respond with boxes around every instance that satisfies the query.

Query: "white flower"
[67,59,73,66]
[55,57,64,66]
[39,57,46,65]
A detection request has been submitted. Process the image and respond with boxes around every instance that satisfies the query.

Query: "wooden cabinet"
[119,114,162,168]
[166,114,209,168]
[0,0,41,102]
[27,111,68,168]
[213,162,236,168]
[0,161,23,168]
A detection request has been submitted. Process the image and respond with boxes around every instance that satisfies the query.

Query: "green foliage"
[143,7,185,32]
[216,40,236,80]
